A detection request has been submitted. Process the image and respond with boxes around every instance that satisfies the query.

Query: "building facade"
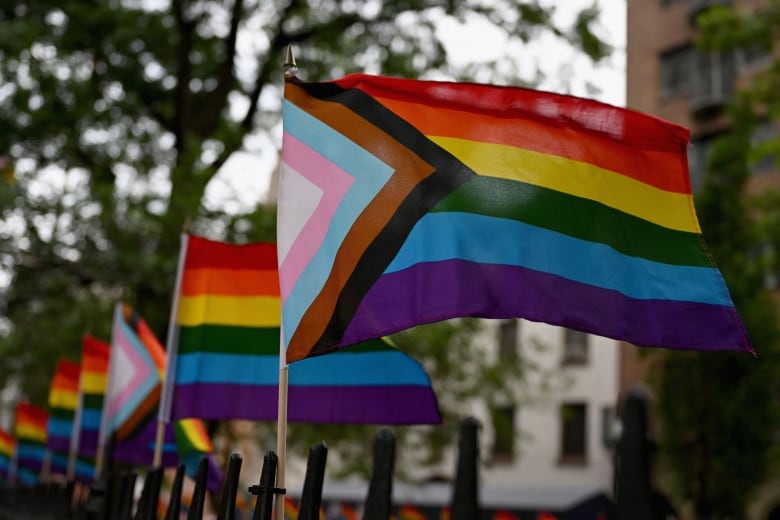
[478,320,620,499]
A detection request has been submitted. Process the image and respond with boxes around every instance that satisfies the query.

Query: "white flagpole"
[275,44,297,520]
[154,232,189,467]
[95,302,122,478]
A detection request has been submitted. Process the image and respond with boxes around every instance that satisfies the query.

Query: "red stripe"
[334,74,692,194]
[184,235,277,270]
[52,360,80,391]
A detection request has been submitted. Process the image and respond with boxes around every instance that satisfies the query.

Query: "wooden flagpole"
[154,232,190,467]
[67,372,85,481]
[275,43,298,520]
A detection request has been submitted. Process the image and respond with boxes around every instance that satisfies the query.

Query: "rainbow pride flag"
[0,428,14,481]
[101,303,166,443]
[46,358,80,461]
[164,234,440,424]
[14,402,47,476]
[278,74,751,363]
[71,334,110,481]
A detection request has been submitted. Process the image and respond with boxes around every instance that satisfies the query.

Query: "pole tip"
[284,45,298,78]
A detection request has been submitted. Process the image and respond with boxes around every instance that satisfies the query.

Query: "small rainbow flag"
[0,428,14,481]
[173,418,224,492]
[77,335,109,459]
[46,359,80,457]
[14,402,48,476]
[165,234,440,425]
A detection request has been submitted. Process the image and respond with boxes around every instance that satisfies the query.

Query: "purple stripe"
[173,383,441,424]
[78,431,99,457]
[47,437,71,453]
[343,260,750,352]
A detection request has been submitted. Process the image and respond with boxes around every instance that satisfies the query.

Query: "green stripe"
[82,394,104,410]
[432,175,710,267]
[49,408,75,420]
[178,325,280,355]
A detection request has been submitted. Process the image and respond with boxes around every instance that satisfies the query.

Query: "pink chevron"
[279,132,354,299]
[106,324,155,418]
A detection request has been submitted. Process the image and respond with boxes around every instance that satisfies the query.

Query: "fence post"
[134,466,163,520]
[297,442,328,520]
[451,417,480,520]
[114,470,137,520]
[216,453,243,520]
[362,429,396,520]
[187,457,210,520]
[615,388,654,520]
[249,451,279,520]
[164,464,186,520]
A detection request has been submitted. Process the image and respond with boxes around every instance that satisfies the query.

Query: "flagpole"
[155,232,190,467]
[96,302,123,478]
[275,44,297,520]
[67,374,84,481]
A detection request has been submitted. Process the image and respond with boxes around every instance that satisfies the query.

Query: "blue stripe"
[282,100,394,348]
[80,409,102,430]
[176,350,430,387]
[50,452,69,474]
[17,443,45,461]
[75,459,96,480]
[16,468,38,486]
[47,417,74,439]
[386,212,732,306]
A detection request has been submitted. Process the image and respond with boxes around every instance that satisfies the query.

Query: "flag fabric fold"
[278,73,751,363]
[166,234,441,425]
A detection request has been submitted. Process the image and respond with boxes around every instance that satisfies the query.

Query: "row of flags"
[0,233,443,489]
[0,70,752,511]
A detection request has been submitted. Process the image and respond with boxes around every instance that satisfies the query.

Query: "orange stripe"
[373,96,690,195]
[82,357,109,374]
[180,268,280,297]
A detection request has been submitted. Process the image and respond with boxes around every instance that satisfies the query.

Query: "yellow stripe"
[177,295,281,327]
[15,424,46,443]
[48,390,79,410]
[0,439,13,455]
[431,136,701,233]
[81,373,108,393]
[179,419,213,452]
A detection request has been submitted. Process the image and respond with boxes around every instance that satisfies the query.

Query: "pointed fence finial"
[284,45,298,78]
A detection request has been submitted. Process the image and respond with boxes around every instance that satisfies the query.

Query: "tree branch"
[192,0,244,138]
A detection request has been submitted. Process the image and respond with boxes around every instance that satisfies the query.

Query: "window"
[562,329,588,365]
[690,50,735,116]
[661,46,693,99]
[498,320,518,360]
[491,405,516,461]
[560,403,587,464]
[738,45,772,72]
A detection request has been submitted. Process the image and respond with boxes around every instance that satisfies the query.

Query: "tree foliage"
[0,0,609,475]
[653,3,780,517]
